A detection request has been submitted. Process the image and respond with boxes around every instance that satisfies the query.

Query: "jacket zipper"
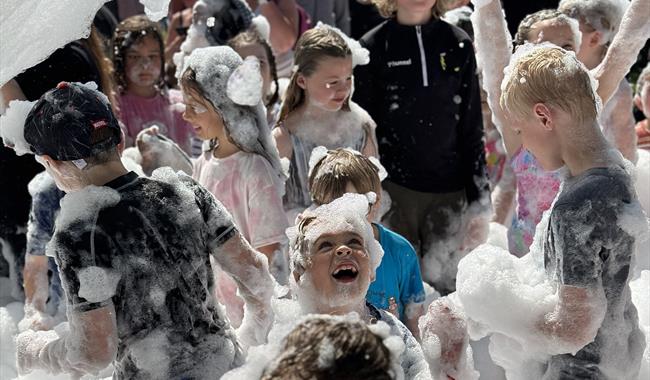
[415,25,429,87]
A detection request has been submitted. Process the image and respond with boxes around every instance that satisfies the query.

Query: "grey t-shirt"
[542,165,645,379]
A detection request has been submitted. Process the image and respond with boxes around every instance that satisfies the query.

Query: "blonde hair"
[309,149,381,206]
[501,46,598,124]
[278,28,352,122]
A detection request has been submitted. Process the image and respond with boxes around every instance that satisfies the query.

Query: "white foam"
[0,100,37,156]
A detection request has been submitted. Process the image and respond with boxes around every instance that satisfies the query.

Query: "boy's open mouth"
[332,263,359,283]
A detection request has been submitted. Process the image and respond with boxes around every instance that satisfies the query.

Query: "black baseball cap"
[24,82,121,161]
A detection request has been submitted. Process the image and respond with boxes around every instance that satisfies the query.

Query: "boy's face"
[396,0,437,14]
[300,225,372,309]
[298,56,352,112]
[636,81,650,118]
[124,35,162,89]
[528,20,578,52]
[182,89,226,141]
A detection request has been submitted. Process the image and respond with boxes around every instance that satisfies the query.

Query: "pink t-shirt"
[193,150,288,248]
[117,89,195,155]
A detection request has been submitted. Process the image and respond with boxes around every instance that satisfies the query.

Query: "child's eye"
[318,241,333,251]
[348,238,363,247]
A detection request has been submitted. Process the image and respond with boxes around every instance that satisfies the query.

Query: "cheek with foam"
[126,63,161,87]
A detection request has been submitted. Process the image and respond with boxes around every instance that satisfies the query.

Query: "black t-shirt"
[52,171,243,379]
[543,165,645,379]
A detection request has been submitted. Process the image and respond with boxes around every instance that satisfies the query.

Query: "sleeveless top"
[508,147,561,257]
[282,126,367,211]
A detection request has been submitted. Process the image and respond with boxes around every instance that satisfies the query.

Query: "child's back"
[542,164,644,378]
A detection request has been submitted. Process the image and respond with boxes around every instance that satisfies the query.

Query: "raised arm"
[212,232,275,348]
[592,0,650,105]
[470,0,521,157]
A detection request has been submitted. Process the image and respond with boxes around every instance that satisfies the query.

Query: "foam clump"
[77,266,121,303]
[0,0,106,86]
[470,0,496,10]
[630,270,650,379]
[139,0,171,21]
[226,56,263,107]
[0,100,37,156]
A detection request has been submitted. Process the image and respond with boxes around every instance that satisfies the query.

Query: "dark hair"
[228,29,280,109]
[261,317,392,380]
[111,15,165,92]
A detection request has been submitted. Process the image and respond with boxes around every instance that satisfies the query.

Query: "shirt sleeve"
[398,240,426,307]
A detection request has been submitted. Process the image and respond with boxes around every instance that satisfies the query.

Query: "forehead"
[307,219,363,242]
[309,56,353,78]
[127,35,160,52]
[531,20,575,43]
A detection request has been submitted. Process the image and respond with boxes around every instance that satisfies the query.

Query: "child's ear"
[296,73,307,90]
[533,103,553,131]
[587,30,603,48]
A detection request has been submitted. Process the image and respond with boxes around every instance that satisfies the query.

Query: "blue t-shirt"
[366,223,425,319]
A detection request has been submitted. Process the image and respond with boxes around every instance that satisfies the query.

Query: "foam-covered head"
[261,314,399,380]
[288,193,384,312]
[371,0,450,18]
[514,9,582,52]
[193,0,253,45]
[24,82,121,161]
[181,46,261,151]
[635,63,650,117]
[501,44,599,125]
[558,0,628,46]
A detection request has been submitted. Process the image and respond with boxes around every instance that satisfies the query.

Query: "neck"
[211,136,241,159]
[396,8,432,26]
[126,85,157,98]
[316,302,369,319]
[582,46,606,70]
[560,122,620,176]
[300,99,335,120]
[86,160,130,187]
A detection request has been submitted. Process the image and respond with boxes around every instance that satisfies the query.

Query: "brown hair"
[228,29,280,108]
[500,46,598,125]
[111,15,165,92]
[261,317,392,380]
[278,28,352,122]
[371,0,451,19]
[513,9,568,47]
[309,149,381,206]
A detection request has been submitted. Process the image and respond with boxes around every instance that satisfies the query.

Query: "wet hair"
[111,15,165,92]
[558,0,626,46]
[228,29,280,108]
[501,46,598,125]
[513,9,576,48]
[309,149,381,206]
[179,67,245,151]
[278,28,352,122]
[371,0,450,19]
[637,63,650,96]
[261,317,392,380]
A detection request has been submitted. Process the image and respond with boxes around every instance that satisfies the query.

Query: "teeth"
[333,265,358,275]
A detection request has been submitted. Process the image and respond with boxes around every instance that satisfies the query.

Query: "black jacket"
[354,18,489,205]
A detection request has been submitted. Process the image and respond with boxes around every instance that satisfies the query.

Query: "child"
[635,63,650,150]
[13,82,274,378]
[308,148,425,337]
[272,25,378,216]
[559,0,638,162]
[180,46,288,325]
[286,193,430,378]
[228,26,282,125]
[112,15,195,155]
[354,0,490,294]
[261,315,396,380]
[500,44,645,379]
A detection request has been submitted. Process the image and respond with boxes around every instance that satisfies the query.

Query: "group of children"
[3,0,650,378]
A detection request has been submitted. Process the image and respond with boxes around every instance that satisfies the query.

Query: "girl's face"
[233,43,272,101]
[396,0,437,14]
[124,35,162,90]
[297,56,353,112]
[528,20,578,52]
[182,89,226,141]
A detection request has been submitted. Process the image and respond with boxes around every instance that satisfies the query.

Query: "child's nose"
[335,245,352,256]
